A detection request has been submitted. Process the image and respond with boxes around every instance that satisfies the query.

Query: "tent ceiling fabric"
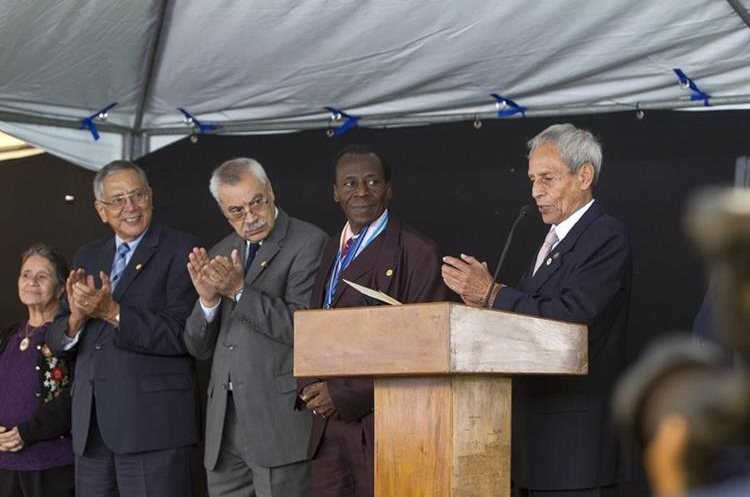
[1,0,749,169]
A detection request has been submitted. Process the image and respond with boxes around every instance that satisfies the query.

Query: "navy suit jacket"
[48,223,200,455]
[493,201,632,490]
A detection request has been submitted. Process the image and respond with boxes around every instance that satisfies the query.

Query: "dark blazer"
[299,216,448,458]
[493,201,632,490]
[0,322,72,447]
[47,223,200,455]
[185,209,328,470]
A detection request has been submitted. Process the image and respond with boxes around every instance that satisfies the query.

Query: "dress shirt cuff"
[200,299,221,323]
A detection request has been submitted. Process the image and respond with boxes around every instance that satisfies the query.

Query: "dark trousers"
[311,418,372,497]
[0,465,74,497]
[75,409,193,497]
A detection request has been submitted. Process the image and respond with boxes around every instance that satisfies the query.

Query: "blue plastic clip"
[324,107,360,136]
[490,94,527,118]
[673,69,711,106]
[80,102,118,141]
[177,107,217,134]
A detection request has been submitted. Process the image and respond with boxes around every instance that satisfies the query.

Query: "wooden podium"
[294,302,587,497]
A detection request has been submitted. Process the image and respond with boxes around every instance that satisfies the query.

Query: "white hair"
[209,157,269,203]
[528,124,603,185]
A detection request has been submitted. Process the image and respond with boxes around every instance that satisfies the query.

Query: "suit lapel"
[526,202,603,292]
[245,209,289,285]
[97,237,116,281]
[369,218,400,296]
[112,224,161,301]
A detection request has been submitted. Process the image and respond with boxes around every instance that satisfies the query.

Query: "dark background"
[0,109,746,496]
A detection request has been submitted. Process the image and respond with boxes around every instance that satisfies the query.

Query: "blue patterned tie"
[110,242,131,290]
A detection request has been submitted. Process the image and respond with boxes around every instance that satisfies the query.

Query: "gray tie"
[533,228,558,276]
[110,242,131,290]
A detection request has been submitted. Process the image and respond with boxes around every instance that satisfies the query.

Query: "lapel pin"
[260,260,268,268]
[546,252,561,266]
[385,269,394,277]
[135,263,143,271]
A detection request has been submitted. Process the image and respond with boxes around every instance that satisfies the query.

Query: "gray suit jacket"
[184,209,328,469]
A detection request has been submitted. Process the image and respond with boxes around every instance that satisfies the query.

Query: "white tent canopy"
[1,0,749,170]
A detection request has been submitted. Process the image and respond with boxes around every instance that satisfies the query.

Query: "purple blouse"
[0,323,73,470]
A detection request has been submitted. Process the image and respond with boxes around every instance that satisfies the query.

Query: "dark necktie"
[245,243,260,274]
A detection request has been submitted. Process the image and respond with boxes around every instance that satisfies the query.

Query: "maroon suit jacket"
[299,216,447,457]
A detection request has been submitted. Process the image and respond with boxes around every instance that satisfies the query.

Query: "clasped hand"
[299,382,338,419]
[187,248,245,306]
[0,426,24,452]
[67,268,118,323]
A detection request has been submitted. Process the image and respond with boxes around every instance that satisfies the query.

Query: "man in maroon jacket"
[298,144,447,497]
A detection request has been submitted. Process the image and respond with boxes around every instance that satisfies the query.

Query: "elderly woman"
[0,243,73,497]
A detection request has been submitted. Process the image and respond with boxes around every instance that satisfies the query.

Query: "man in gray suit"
[184,157,328,497]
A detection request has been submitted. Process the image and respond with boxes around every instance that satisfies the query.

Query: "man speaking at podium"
[442,124,632,497]
[298,145,447,497]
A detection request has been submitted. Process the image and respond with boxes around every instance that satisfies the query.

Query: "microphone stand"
[482,204,530,308]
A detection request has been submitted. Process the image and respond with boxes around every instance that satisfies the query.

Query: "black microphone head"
[519,204,530,218]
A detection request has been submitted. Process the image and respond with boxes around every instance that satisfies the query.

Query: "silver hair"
[93,160,150,201]
[528,124,603,185]
[209,158,269,203]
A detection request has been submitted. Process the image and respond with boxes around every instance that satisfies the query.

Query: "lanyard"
[324,227,369,309]
[323,211,389,308]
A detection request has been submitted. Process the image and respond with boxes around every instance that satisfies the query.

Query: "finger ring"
[312,410,318,415]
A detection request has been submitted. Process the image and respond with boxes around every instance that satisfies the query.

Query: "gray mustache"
[243,219,267,232]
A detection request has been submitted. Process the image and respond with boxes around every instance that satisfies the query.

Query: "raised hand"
[65,268,90,336]
[187,247,220,306]
[441,254,498,307]
[204,249,245,299]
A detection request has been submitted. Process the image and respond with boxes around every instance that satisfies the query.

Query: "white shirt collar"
[551,198,595,244]
[115,225,148,252]
[342,208,388,243]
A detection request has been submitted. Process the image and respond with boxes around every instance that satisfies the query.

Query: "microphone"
[482,204,530,308]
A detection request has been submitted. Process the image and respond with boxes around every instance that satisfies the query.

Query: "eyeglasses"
[99,189,150,210]
[225,195,270,220]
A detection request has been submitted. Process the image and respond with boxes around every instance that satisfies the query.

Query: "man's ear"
[333,184,340,203]
[578,163,595,190]
[94,201,108,224]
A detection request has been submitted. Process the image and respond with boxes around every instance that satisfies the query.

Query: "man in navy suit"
[48,161,199,497]
[443,124,632,497]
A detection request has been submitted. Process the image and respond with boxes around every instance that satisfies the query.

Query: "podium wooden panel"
[294,302,587,497]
